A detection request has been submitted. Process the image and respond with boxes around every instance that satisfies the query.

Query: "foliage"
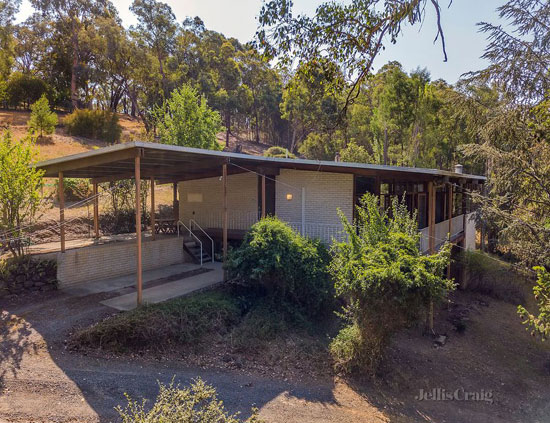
[339,142,372,163]
[257,0,449,113]
[518,267,550,341]
[0,131,44,257]
[72,291,241,353]
[459,0,550,268]
[225,217,332,319]
[263,146,295,158]
[64,109,122,143]
[154,84,222,149]
[116,378,263,423]
[298,132,342,161]
[56,178,91,202]
[329,194,454,373]
[98,179,150,234]
[28,94,57,137]
[4,72,49,108]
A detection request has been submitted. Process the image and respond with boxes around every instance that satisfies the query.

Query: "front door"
[258,175,276,219]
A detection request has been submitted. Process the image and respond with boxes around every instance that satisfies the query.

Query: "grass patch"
[460,250,528,304]
[71,290,241,353]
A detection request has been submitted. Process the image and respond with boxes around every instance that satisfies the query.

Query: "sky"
[16,0,505,84]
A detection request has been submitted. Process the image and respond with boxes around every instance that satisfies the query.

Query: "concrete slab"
[100,262,224,311]
[63,262,203,297]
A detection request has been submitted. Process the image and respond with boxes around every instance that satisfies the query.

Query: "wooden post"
[58,171,65,253]
[135,155,142,306]
[173,182,179,222]
[150,176,155,240]
[93,182,99,239]
[261,174,266,219]
[447,183,453,279]
[222,163,228,265]
[428,181,435,254]
[427,180,436,333]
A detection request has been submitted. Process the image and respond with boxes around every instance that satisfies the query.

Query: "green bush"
[329,194,454,374]
[117,378,262,423]
[263,146,296,158]
[71,291,241,352]
[518,266,550,340]
[5,72,49,108]
[225,217,332,319]
[64,109,122,143]
[56,178,91,202]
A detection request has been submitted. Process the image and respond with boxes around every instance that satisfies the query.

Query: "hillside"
[0,110,272,161]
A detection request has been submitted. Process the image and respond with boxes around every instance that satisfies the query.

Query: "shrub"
[518,266,550,340]
[71,291,241,352]
[0,256,57,295]
[56,178,91,202]
[459,250,526,304]
[329,194,454,374]
[116,378,262,423]
[28,94,57,137]
[64,109,122,143]
[225,217,332,319]
[263,146,296,158]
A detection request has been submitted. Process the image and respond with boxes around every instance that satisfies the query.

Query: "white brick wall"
[56,237,185,288]
[464,212,477,250]
[178,169,354,243]
[179,173,258,230]
[275,169,353,242]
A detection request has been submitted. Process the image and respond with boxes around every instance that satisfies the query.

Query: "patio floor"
[100,261,223,311]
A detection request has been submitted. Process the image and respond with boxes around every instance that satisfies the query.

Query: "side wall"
[464,212,477,250]
[276,169,354,243]
[56,237,185,289]
[179,173,258,230]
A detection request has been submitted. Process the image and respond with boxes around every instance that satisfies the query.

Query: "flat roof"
[34,141,486,183]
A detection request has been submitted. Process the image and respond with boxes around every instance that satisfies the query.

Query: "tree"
[329,194,453,373]
[130,0,177,97]
[154,84,222,150]
[29,0,117,109]
[257,0,450,114]
[0,131,44,257]
[28,94,58,137]
[0,0,21,79]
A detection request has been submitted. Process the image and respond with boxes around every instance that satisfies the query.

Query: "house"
[34,141,485,304]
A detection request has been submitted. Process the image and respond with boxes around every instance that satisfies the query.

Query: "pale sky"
[17,0,504,83]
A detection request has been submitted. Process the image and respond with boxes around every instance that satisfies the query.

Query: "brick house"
[35,142,485,301]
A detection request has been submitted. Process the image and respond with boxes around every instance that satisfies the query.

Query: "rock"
[434,335,447,346]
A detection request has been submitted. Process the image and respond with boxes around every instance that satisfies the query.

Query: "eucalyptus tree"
[29,0,118,109]
[130,0,178,97]
[257,0,451,115]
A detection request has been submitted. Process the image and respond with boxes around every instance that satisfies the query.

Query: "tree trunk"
[255,111,260,143]
[383,127,389,165]
[70,30,79,110]
[225,112,231,149]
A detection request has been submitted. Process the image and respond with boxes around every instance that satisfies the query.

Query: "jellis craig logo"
[415,388,493,404]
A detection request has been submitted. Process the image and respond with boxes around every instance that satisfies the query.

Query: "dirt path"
[1,288,550,423]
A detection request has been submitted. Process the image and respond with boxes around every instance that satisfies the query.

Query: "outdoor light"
[286,193,293,200]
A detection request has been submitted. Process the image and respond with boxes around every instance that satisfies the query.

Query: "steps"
[182,235,212,264]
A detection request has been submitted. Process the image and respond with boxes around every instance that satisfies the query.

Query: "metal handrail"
[189,219,215,263]
[177,220,203,266]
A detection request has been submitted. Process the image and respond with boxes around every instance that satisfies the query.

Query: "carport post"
[58,171,65,252]
[135,155,142,306]
[93,182,99,239]
[150,176,155,240]
[261,174,266,219]
[222,162,228,263]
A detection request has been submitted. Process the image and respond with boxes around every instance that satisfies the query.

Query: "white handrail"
[189,219,215,263]
[177,220,203,266]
